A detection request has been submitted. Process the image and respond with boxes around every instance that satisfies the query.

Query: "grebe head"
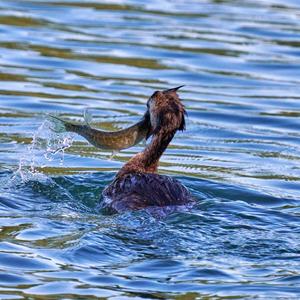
[147,85,186,134]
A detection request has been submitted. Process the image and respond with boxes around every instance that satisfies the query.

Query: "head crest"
[163,85,185,93]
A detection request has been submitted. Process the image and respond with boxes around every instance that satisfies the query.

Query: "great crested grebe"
[100,86,195,213]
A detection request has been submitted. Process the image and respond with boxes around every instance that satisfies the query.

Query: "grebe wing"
[101,173,194,213]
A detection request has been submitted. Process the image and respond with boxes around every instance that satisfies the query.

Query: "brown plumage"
[100,86,195,213]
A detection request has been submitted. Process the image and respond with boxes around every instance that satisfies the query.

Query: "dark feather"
[100,173,195,213]
[142,110,152,140]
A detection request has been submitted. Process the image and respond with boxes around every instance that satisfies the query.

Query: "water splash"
[7,119,74,186]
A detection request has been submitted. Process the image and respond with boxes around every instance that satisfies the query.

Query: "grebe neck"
[117,127,176,178]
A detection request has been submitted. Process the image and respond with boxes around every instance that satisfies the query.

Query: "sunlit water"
[0,0,300,299]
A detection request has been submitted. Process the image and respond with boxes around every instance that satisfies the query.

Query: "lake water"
[0,0,300,299]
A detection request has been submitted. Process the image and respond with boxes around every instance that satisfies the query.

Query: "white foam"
[6,119,74,187]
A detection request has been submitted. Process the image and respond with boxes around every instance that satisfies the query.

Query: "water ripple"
[0,0,300,298]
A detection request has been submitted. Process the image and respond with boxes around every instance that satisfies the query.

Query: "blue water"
[0,0,300,299]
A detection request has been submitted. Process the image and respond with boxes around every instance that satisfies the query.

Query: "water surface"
[0,0,300,299]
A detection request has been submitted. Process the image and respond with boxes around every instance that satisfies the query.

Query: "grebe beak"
[164,85,185,93]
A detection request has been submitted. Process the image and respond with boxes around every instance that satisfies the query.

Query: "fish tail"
[48,115,69,133]
[48,114,86,135]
